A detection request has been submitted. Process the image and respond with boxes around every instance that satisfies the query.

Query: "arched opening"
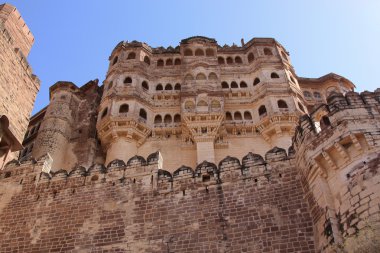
[101,108,108,119]
[196,73,207,80]
[235,56,242,64]
[174,114,181,123]
[197,100,208,107]
[174,58,181,65]
[248,52,254,63]
[231,81,238,88]
[206,48,215,56]
[157,59,164,67]
[264,48,273,56]
[142,81,149,90]
[253,78,260,86]
[226,57,233,64]
[112,56,118,65]
[119,104,129,113]
[165,84,173,90]
[164,114,172,124]
[314,92,322,100]
[127,52,136,59]
[195,48,205,56]
[139,108,147,120]
[144,56,150,65]
[240,81,248,88]
[225,112,232,121]
[211,100,221,109]
[208,72,218,80]
[258,105,267,118]
[221,82,229,89]
[234,112,243,120]
[320,116,331,129]
[277,100,288,109]
[271,72,280,79]
[124,77,132,84]
[166,59,173,66]
[303,91,312,99]
[174,83,181,90]
[184,74,194,81]
[184,48,193,56]
[154,115,162,124]
[218,57,225,64]
[244,111,252,120]
[156,84,163,91]
[185,101,195,110]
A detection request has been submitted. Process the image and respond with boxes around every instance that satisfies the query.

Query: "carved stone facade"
[0,4,379,253]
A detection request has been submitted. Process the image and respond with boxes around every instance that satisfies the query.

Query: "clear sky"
[5,0,380,114]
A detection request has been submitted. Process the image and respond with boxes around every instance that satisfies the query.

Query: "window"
[234,112,242,120]
[208,72,218,80]
[166,59,173,66]
[154,115,162,124]
[264,48,273,56]
[164,114,172,124]
[112,56,118,65]
[221,82,229,89]
[240,81,247,88]
[314,92,322,100]
[185,74,194,81]
[277,100,288,109]
[144,56,150,65]
[142,81,149,90]
[119,104,129,113]
[195,48,204,56]
[248,52,254,63]
[235,56,243,64]
[206,48,215,56]
[197,100,208,107]
[174,83,181,90]
[127,52,136,59]
[258,105,267,117]
[253,78,260,86]
[211,100,221,109]
[218,57,225,64]
[101,108,108,118]
[157,59,164,67]
[156,84,163,91]
[271,72,280,79]
[139,109,147,120]
[231,81,238,88]
[184,48,193,56]
[124,77,132,84]
[226,112,232,121]
[185,101,195,110]
[244,111,252,120]
[321,116,331,129]
[226,57,233,64]
[165,84,173,90]
[174,58,181,65]
[196,73,207,80]
[303,91,312,99]
[174,114,181,123]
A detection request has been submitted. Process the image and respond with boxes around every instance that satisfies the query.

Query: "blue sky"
[6,0,380,114]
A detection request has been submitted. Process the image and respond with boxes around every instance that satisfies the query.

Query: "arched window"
[231,81,238,88]
[196,73,207,80]
[248,52,255,63]
[208,72,218,80]
[119,104,129,113]
[154,115,162,124]
[258,105,267,117]
[156,84,163,91]
[277,100,288,109]
[142,81,149,90]
[164,114,172,124]
[206,48,215,56]
[166,59,173,66]
[124,77,132,84]
[144,56,150,65]
[221,82,229,89]
[226,57,233,64]
[303,91,312,99]
[298,102,305,113]
[165,84,173,90]
[271,72,280,79]
[184,74,194,81]
[112,56,118,65]
[320,116,331,129]
[211,100,221,109]
[244,111,252,120]
[174,114,181,123]
[253,78,260,86]
[197,100,208,107]
[195,48,205,56]
[235,56,242,64]
[174,58,181,65]
[139,108,147,120]
[240,81,247,88]
[314,92,322,100]
[101,108,108,119]
[225,112,232,121]
[127,52,136,59]
[234,112,242,120]
[184,48,193,56]
[174,83,181,90]
[157,59,164,67]
[185,101,195,110]
[218,57,225,64]
[264,48,273,56]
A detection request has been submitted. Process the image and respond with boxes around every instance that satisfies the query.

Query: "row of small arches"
[154,114,181,124]
[101,106,148,121]
[112,52,151,66]
[220,73,279,89]
[184,48,215,57]
[225,100,289,120]
[184,100,221,110]
[217,48,274,65]
[157,58,181,67]
[184,72,218,81]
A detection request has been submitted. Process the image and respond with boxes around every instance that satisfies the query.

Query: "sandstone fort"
[0,3,379,253]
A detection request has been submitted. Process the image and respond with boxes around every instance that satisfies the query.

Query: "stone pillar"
[105,137,137,165]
